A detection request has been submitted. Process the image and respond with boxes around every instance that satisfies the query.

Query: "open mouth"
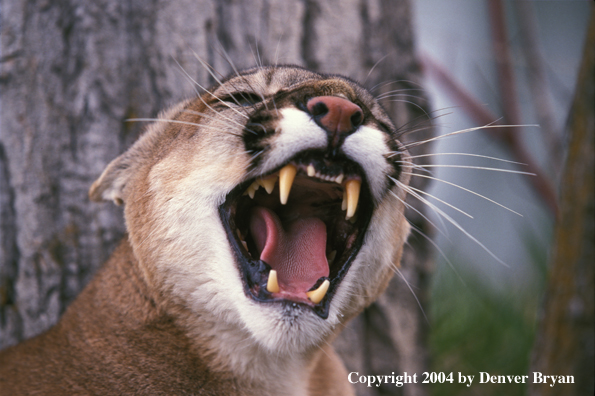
[219,152,373,319]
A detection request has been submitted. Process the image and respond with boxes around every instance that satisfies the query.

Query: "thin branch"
[514,0,562,173]
[419,54,559,216]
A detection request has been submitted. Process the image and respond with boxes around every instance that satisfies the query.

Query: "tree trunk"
[528,11,594,396]
[0,1,433,395]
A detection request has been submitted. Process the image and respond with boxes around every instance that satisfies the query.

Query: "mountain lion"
[0,65,412,395]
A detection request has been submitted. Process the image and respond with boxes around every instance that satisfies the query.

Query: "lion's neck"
[102,239,315,396]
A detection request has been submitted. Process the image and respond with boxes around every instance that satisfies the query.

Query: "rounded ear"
[90,99,192,205]
[89,126,162,205]
[89,126,156,205]
[89,152,136,206]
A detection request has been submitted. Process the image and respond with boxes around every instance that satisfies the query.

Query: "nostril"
[350,110,363,128]
[310,102,328,117]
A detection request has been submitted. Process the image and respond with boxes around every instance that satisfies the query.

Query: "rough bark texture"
[0,1,433,395]
[528,10,594,396]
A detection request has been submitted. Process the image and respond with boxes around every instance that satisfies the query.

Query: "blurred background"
[412,1,592,395]
[1,1,593,395]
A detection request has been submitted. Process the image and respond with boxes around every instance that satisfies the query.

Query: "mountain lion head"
[89,65,411,363]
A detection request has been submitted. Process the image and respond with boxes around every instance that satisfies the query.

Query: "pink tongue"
[250,206,329,294]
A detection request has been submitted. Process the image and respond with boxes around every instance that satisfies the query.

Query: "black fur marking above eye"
[223,92,263,107]
[242,111,277,170]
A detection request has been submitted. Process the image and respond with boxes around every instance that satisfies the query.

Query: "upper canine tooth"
[279,164,297,205]
[267,270,280,293]
[307,279,330,304]
[307,164,316,177]
[260,175,277,194]
[345,179,361,220]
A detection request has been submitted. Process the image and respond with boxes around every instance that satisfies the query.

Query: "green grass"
[428,261,545,396]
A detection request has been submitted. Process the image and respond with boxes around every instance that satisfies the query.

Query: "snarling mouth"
[219,153,373,319]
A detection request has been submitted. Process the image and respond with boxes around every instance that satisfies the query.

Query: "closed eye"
[223,92,264,107]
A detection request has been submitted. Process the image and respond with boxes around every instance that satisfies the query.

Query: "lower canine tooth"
[345,179,361,220]
[307,279,330,304]
[279,164,297,205]
[341,190,348,211]
[267,270,280,293]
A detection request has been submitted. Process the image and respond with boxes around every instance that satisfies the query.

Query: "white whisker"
[392,159,436,176]
[376,88,427,97]
[388,190,451,243]
[383,99,430,117]
[270,96,280,118]
[376,93,426,101]
[216,44,269,111]
[392,177,508,267]
[408,224,466,286]
[413,164,536,176]
[245,122,268,135]
[394,108,457,138]
[248,150,264,162]
[363,54,389,85]
[408,152,527,166]
[126,118,241,136]
[407,185,474,219]
[273,36,283,67]
[190,51,252,116]
[391,264,428,323]
[183,109,257,135]
[370,79,426,94]
[403,123,538,149]
[180,109,252,132]
[404,172,523,216]
[171,57,202,98]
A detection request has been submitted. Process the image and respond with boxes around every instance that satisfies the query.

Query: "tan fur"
[0,66,411,395]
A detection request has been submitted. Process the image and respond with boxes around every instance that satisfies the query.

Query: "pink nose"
[306,96,363,146]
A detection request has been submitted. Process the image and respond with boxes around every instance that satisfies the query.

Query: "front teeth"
[307,279,330,304]
[243,164,361,219]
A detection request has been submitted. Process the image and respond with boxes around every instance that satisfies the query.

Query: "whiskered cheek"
[336,193,410,313]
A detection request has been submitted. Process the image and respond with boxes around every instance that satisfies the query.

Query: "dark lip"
[218,153,374,319]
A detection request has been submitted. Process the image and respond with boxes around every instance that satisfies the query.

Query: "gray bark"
[0,1,433,395]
